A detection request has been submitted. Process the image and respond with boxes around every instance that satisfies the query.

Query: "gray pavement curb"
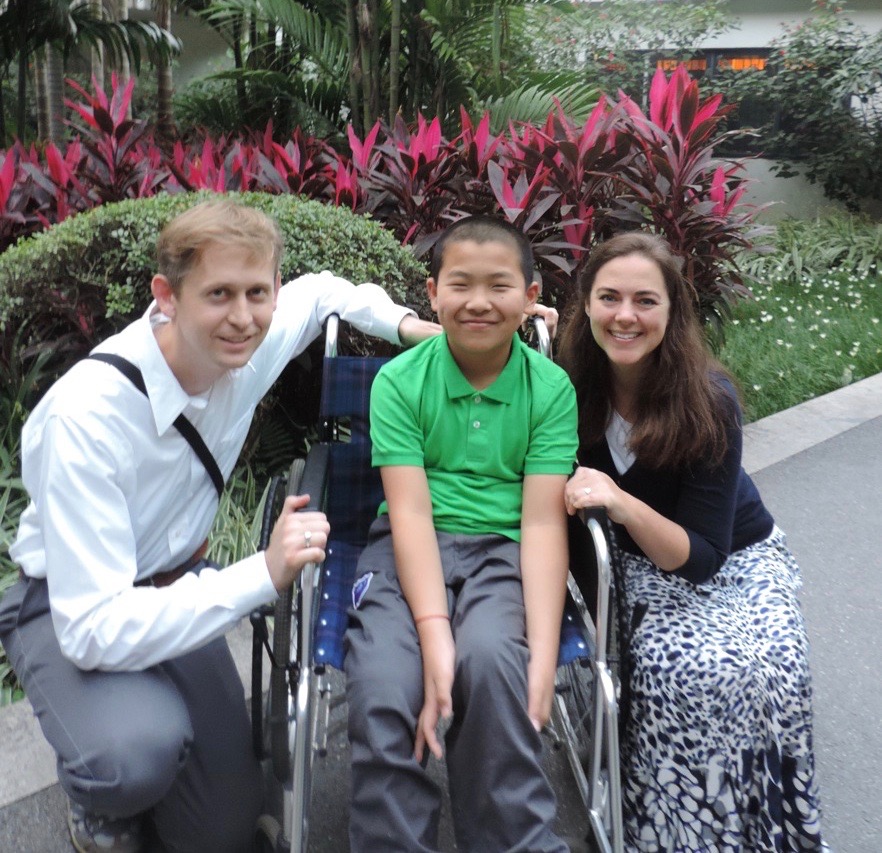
[742,372,882,474]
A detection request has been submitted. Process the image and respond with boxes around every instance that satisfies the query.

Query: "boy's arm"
[381,465,454,762]
[520,473,569,731]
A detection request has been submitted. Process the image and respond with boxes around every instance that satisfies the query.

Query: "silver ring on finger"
[304,530,312,547]
[583,487,592,496]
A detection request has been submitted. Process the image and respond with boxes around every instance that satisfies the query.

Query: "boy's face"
[427,238,539,366]
[152,242,280,394]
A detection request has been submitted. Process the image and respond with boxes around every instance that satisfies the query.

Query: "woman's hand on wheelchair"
[264,494,330,592]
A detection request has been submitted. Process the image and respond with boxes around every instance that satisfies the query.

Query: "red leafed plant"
[0,66,766,330]
[610,65,771,330]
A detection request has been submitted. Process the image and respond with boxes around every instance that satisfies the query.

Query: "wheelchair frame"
[250,315,624,852]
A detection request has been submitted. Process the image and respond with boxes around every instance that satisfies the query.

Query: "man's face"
[152,242,280,394]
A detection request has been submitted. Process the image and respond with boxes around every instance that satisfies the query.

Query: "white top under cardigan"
[12,272,413,672]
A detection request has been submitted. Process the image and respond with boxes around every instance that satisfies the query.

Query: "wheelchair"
[249,315,624,852]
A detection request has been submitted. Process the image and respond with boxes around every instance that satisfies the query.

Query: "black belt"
[18,539,210,589]
[135,539,210,588]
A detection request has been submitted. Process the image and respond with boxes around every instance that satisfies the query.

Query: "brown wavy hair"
[557,232,736,470]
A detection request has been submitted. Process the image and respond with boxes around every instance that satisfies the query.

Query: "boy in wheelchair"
[344,216,578,852]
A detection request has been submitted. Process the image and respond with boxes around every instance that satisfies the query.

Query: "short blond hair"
[156,199,284,293]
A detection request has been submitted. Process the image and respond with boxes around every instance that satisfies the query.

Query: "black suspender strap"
[89,353,225,499]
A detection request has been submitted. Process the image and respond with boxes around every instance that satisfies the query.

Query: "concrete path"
[2,373,881,851]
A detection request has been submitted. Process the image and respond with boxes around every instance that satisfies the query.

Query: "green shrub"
[0,190,428,380]
[0,190,429,479]
[737,213,882,286]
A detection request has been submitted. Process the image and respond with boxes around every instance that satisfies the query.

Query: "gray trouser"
[344,516,566,853]
[0,574,262,853]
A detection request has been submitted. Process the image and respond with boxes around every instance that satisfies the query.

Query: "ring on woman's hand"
[582,487,592,497]
[304,531,312,547]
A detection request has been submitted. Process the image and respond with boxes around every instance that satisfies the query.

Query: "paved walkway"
[2,373,881,851]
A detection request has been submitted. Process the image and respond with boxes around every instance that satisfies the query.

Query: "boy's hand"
[264,495,330,592]
[526,656,557,732]
[414,620,455,762]
[398,315,442,347]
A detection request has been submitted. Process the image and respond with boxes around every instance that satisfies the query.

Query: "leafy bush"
[0,190,428,477]
[737,213,882,285]
[1,67,764,331]
[0,190,426,373]
[717,1,882,212]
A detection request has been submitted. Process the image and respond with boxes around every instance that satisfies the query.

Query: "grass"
[721,264,882,422]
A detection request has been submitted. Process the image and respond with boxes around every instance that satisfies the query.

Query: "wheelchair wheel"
[254,814,282,853]
[557,657,620,853]
[558,659,594,765]
[269,458,306,782]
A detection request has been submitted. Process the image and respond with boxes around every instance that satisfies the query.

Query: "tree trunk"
[231,13,248,120]
[345,0,363,135]
[113,0,132,104]
[90,0,105,91]
[407,0,426,120]
[17,49,28,141]
[0,82,6,146]
[367,0,380,123]
[389,0,401,123]
[38,44,65,144]
[357,2,373,131]
[155,0,175,138]
[36,48,49,141]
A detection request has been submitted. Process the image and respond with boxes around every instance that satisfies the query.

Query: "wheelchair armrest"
[299,443,330,512]
[577,508,613,666]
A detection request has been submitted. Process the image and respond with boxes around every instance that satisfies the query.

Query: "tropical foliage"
[178,0,601,138]
[717,0,882,211]
[526,0,732,103]
[1,66,765,330]
[0,0,180,145]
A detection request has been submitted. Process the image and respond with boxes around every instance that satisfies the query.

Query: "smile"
[610,331,639,340]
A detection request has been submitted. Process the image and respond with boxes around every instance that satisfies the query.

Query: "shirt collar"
[441,333,523,403]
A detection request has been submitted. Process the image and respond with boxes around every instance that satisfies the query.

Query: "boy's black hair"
[430,216,534,286]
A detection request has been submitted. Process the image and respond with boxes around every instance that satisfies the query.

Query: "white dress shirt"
[12,272,413,671]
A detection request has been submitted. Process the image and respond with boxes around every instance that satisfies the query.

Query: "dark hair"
[430,215,534,286]
[558,232,735,470]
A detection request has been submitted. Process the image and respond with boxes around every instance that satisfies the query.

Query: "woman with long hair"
[558,232,825,851]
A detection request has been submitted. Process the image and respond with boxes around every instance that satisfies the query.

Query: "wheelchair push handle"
[297,443,330,512]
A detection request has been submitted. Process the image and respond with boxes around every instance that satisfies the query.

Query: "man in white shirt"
[0,199,438,852]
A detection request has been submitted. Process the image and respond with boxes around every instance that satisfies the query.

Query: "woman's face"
[585,252,670,378]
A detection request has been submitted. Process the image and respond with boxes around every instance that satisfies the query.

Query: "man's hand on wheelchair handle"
[398,314,443,347]
[264,494,330,593]
[523,304,559,339]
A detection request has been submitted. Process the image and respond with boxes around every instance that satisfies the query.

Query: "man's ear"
[273,272,282,310]
[426,278,439,313]
[151,274,176,318]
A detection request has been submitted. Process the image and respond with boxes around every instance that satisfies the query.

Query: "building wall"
[714,0,882,48]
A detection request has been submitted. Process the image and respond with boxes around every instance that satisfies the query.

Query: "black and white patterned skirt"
[615,527,825,851]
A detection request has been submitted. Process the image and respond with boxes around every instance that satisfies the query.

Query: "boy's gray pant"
[0,573,262,853]
[345,516,567,853]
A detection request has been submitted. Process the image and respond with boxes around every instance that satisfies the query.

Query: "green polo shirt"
[370,333,577,541]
